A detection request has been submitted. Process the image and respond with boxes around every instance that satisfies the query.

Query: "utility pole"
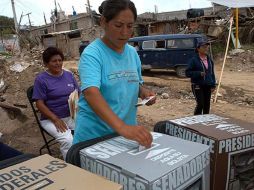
[188,0,191,9]
[86,0,91,14]
[18,12,23,29]
[27,13,31,28]
[23,13,32,29]
[54,0,58,18]
[0,27,4,44]
[11,0,20,50]
[86,0,94,27]
[154,5,158,20]
[11,0,19,34]
[43,12,48,25]
[53,0,58,32]
[235,8,239,49]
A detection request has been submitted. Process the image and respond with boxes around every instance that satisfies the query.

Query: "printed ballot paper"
[136,96,155,107]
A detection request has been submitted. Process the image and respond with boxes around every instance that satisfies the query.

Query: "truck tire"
[176,66,187,78]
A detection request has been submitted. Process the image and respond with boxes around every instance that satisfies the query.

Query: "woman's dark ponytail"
[98,0,137,22]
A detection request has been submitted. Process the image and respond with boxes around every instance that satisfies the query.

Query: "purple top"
[32,70,79,120]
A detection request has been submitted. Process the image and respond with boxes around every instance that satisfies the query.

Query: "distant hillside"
[0,16,15,35]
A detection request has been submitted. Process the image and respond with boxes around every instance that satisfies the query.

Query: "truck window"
[142,40,166,49]
[167,39,194,49]
[128,42,135,46]
[142,40,156,49]
[156,40,165,48]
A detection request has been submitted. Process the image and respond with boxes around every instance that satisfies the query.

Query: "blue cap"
[197,38,209,48]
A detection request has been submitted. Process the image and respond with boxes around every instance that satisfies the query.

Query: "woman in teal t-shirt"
[73,0,156,148]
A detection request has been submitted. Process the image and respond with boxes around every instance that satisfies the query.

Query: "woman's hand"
[118,124,153,148]
[52,118,68,133]
[36,100,68,133]
[139,85,156,106]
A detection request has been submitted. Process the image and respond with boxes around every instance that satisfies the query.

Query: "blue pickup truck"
[128,34,206,77]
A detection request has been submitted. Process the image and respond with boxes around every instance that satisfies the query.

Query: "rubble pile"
[226,49,254,72]
[239,19,254,44]
[0,51,47,154]
[222,86,254,107]
[0,59,9,100]
[144,82,193,100]
[19,47,44,65]
[186,7,254,46]
[81,26,104,42]
[0,49,44,119]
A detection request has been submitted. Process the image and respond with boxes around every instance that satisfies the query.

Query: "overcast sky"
[0,0,212,26]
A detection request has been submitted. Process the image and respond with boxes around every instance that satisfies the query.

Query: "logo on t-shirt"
[67,83,74,88]
[108,71,138,81]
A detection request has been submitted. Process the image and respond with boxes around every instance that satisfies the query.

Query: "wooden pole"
[11,0,19,35]
[235,8,239,49]
[23,13,32,29]
[214,17,234,103]
[43,12,48,25]
[87,0,94,27]
[0,27,3,44]
[11,12,23,54]
[11,0,20,51]
[27,13,32,29]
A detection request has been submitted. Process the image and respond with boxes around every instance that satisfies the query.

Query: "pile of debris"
[144,82,193,100]
[0,48,44,121]
[0,59,8,99]
[19,47,44,64]
[226,49,254,72]
[221,86,254,107]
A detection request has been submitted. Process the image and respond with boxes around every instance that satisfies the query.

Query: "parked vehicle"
[128,34,206,77]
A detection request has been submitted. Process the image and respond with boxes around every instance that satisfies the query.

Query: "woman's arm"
[36,100,67,133]
[84,87,152,148]
[185,58,204,78]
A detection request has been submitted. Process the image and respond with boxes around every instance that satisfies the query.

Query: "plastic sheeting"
[208,0,254,8]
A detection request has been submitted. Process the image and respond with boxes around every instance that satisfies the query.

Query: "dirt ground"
[0,48,253,159]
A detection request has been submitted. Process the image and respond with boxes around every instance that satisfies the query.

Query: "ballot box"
[0,154,122,190]
[80,132,210,190]
[154,114,254,190]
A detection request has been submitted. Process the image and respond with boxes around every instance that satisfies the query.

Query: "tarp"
[208,0,254,8]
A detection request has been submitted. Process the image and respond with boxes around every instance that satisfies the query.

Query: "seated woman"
[32,47,79,160]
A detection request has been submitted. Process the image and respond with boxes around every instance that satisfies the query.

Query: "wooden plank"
[214,17,233,103]
[0,102,22,114]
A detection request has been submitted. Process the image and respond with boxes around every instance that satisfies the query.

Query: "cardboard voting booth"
[0,154,122,190]
[154,114,254,190]
[80,132,210,190]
